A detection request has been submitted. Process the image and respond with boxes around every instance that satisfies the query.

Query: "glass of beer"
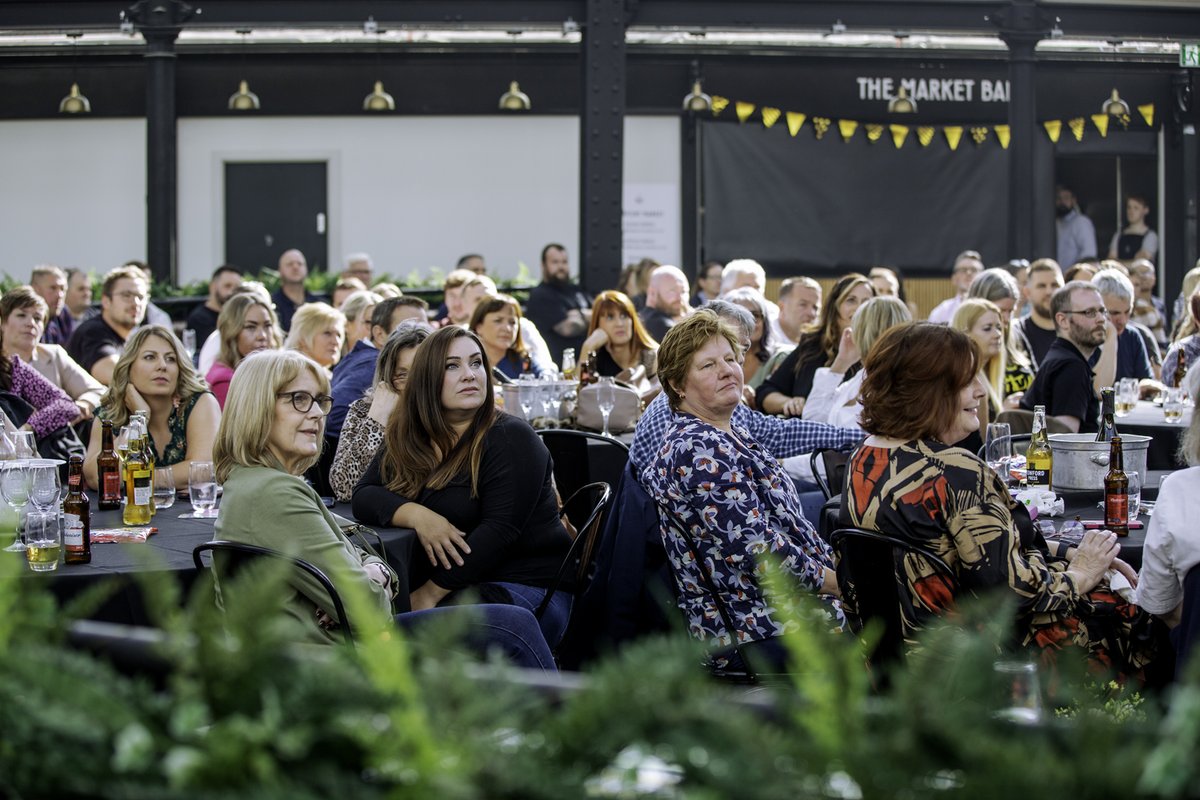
[1115,378,1138,417]
[24,511,61,572]
[1164,387,1185,424]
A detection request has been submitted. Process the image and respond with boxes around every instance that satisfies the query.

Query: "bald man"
[638,265,691,342]
[270,248,318,332]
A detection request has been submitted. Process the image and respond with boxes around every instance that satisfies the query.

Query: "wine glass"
[1,462,32,552]
[182,329,197,362]
[153,467,177,510]
[27,464,61,514]
[548,381,565,428]
[537,380,554,427]
[517,375,537,423]
[188,461,218,519]
[596,377,616,438]
[985,422,1012,486]
[11,430,35,460]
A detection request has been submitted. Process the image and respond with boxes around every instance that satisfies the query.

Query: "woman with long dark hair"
[352,326,572,645]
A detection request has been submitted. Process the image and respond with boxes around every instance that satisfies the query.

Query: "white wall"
[0,114,680,287]
[0,119,146,279]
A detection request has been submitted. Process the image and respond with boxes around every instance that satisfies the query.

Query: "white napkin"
[1106,568,1135,602]
[1015,488,1065,518]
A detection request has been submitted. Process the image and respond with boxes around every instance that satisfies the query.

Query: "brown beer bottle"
[63,455,92,564]
[97,420,122,511]
[1103,435,1129,537]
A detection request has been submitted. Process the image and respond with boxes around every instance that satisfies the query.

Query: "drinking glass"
[188,461,218,519]
[596,377,617,438]
[0,462,31,552]
[985,423,1012,485]
[11,430,35,460]
[992,660,1043,725]
[517,375,537,423]
[27,464,61,513]
[548,381,566,427]
[1115,378,1138,417]
[182,329,197,361]
[538,380,554,427]
[1164,387,1185,424]
[153,467,177,510]
[1126,470,1141,523]
[24,511,61,573]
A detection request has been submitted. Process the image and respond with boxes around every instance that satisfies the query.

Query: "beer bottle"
[138,414,157,516]
[97,420,122,510]
[63,455,91,565]
[1095,388,1117,442]
[1025,405,1053,491]
[561,347,577,381]
[123,423,153,526]
[1103,435,1129,537]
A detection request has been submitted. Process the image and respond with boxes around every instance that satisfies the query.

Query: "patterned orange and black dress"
[844,438,1163,680]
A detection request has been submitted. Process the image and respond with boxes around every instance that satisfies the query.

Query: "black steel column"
[129,0,195,286]
[995,0,1051,260]
[680,111,701,272]
[579,0,626,294]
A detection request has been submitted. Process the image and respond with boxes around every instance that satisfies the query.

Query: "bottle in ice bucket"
[1025,405,1053,491]
[63,455,91,565]
[577,352,597,387]
[1103,435,1129,537]
[1095,388,1116,442]
[561,348,577,381]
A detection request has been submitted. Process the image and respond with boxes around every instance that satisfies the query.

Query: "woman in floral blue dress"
[641,310,843,670]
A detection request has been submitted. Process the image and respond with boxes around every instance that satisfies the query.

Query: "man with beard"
[525,243,591,364]
[1056,184,1097,270]
[1015,258,1065,370]
[1020,281,1108,433]
[638,265,691,342]
[185,265,244,348]
[66,265,148,385]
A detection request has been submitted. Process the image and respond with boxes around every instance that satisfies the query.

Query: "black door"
[224,162,328,274]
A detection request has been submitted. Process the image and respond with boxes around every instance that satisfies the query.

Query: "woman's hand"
[821,567,841,598]
[367,384,400,427]
[410,581,451,611]
[581,328,609,357]
[1111,557,1138,588]
[1067,529,1120,593]
[829,327,859,374]
[412,507,472,569]
[124,384,150,416]
[73,402,94,422]
[781,396,805,417]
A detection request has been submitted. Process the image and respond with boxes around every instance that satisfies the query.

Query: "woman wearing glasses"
[212,349,556,667]
[353,326,573,646]
[328,322,429,504]
[83,325,220,490]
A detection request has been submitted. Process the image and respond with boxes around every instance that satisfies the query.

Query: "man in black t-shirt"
[185,265,243,351]
[1020,281,1107,433]
[66,265,148,385]
[524,243,591,365]
[1014,258,1063,370]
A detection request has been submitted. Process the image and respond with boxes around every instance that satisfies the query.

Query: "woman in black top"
[1107,194,1158,262]
[352,326,572,645]
[757,274,874,417]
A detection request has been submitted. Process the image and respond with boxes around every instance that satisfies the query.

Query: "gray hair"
[704,298,755,340]
[720,259,766,294]
[1092,269,1134,306]
[968,267,1020,304]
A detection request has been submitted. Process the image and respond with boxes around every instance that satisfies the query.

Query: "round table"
[1114,400,1192,469]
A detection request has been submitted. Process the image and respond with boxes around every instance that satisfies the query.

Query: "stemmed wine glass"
[517,374,537,424]
[596,377,616,438]
[1,462,32,552]
[548,381,565,429]
[11,430,35,460]
[28,464,61,515]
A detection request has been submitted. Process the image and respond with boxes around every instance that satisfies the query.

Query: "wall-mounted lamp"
[1102,88,1130,117]
[682,80,712,112]
[59,32,91,114]
[499,81,531,111]
[363,81,396,111]
[228,29,260,111]
[888,87,917,114]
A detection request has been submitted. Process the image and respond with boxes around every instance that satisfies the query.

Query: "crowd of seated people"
[8,239,1200,682]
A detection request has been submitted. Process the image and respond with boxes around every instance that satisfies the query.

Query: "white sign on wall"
[622,182,680,267]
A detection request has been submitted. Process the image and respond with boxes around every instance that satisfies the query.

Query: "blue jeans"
[494,581,573,648]
[395,605,557,671]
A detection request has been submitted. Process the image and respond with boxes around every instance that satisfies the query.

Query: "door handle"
[316,213,326,234]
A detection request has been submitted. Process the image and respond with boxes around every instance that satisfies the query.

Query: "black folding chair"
[537,429,630,502]
[1172,565,1200,678]
[193,540,355,646]
[535,481,613,620]
[828,527,957,669]
[811,448,852,501]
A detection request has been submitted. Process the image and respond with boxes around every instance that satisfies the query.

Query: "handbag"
[575,381,642,433]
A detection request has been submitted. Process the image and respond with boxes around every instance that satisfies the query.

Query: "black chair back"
[192,540,355,645]
[828,527,957,668]
[811,448,852,501]
[537,429,630,501]
[1173,565,1200,678]
[535,481,613,619]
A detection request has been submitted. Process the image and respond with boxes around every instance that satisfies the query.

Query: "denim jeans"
[494,581,573,648]
[395,604,557,671]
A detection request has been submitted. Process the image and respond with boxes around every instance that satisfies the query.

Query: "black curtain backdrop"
[701,119,1012,277]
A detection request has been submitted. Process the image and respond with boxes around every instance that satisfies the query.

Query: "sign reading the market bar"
[856,76,1011,103]
[1182,43,1200,68]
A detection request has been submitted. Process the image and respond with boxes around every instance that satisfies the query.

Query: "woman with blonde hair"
[951,298,1007,425]
[205,293,282,408]
[83,325,220,489]
[968,268,1034,401]
[285,302,345,371]
[579,289,659,400]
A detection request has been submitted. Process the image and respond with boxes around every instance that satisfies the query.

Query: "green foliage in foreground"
[0,549,1197,799]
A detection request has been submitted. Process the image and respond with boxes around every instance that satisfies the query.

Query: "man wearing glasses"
[928,250,984,324]
[65,265,148,385]
[1020,281,1109,433]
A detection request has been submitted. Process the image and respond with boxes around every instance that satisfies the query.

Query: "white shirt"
[801,367,865,431]
[927,295,963,325]
[1134,466,1200,616]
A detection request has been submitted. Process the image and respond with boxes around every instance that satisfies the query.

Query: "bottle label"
[133,471,152,506]
[64,514,83,547]
[1105,493,1128,528]
[102,471,121,501]
[1027,467,1049,487]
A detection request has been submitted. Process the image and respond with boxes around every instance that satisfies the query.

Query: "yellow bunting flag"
[838,119,858,142]
[1138,103,1154,127]
[1068,117,1086,141]
[735,101,756,123]
[865,124,885,143]
[917,127,935,147]
[944,126,964,151]
[1044,120,1062,143]
[761,107,781,129]
[970,127,989,146]
[786,112,807,137]
[1091,114,1110,138]
[711,96,729,116]
[994,124,1011,149]
[813,117,832,140]
[890,124,910,149]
